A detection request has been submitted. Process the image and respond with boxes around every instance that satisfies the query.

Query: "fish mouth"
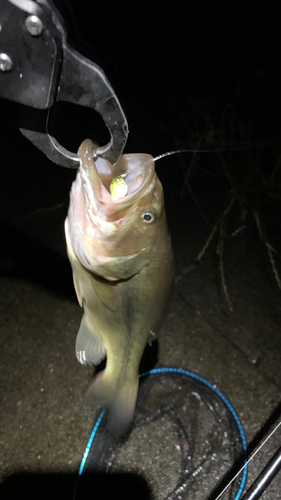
[78,139,155,211]
[67,139,159,279]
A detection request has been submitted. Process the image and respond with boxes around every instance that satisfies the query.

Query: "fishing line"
[152,139,281,162]
[46,106,281,166]
[74,367,248,500]
[140,368,248,500]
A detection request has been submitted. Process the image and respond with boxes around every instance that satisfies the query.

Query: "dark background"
[61,0,281,149]
[1,0,281,252]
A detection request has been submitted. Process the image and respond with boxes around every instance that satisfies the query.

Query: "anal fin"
[76,314,106,366]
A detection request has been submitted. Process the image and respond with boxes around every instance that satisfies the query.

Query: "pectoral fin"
[76,314,106,366]
[91,278,116,302]
[91,276,117,310]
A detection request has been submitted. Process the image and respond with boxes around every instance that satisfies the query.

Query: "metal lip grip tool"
[0,0,129,167]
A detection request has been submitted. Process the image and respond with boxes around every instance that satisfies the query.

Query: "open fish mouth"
[78,139,156,210]
[66,139,164,279]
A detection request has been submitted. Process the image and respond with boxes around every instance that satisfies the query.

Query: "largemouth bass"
[65,138,174,434]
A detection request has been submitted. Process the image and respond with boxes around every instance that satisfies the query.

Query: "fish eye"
[142,211,156,224]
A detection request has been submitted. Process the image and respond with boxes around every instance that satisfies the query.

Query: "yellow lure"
[110,176,128,201]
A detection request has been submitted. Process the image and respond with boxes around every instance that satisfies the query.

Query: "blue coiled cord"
[78,367,248,500]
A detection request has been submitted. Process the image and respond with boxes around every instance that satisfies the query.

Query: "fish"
[65,138,174,434]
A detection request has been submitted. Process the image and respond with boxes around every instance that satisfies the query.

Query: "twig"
[197,197,236,263]
[217,211,233,312]
[253,209,281,291]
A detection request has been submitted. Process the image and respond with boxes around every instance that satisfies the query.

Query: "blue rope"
[78,367,248,499]
[140,368,248,500]
[78,410,105,475]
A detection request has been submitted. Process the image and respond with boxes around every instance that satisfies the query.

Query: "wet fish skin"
[65,139,174,434]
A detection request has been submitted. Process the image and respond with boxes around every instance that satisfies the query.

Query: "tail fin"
[86,371,139,436]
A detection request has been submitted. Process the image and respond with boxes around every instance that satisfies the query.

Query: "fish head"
[66,139,169,280]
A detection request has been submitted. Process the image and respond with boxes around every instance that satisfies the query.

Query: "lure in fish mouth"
[65,138,174,435]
